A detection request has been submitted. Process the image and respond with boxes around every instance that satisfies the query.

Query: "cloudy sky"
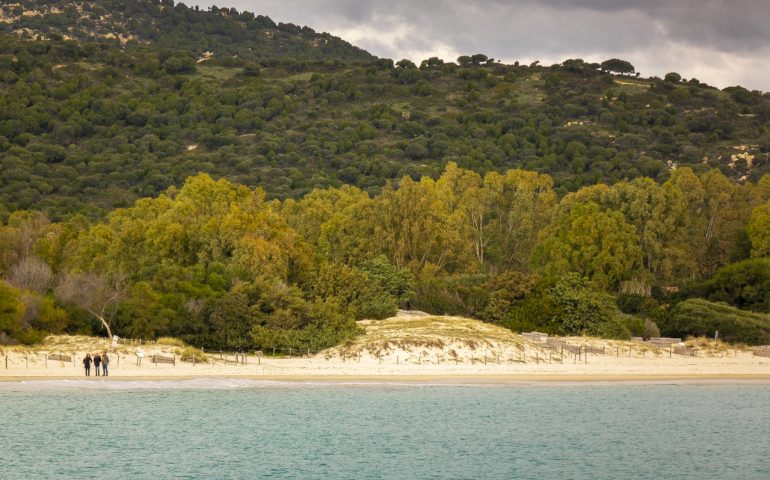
[193,0,770,91]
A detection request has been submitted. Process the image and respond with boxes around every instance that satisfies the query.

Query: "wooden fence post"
[45,354,48,368]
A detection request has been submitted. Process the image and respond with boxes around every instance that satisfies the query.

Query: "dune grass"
[156,337,186,347]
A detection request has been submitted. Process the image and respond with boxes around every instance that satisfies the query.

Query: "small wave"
[0,378,302,391]
[0,377,506,392]
[1,377,767,392]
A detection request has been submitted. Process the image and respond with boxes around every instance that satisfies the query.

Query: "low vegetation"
[662,299,770,345]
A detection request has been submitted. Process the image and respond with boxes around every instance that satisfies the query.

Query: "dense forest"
[2,0,770,349]
[2,1,770,217]
[2,165,770,349]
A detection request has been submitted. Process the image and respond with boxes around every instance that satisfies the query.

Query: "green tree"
[748,199,770,258]
[535,202,642,290]
[0,280,24,341]
[600,58,635,75]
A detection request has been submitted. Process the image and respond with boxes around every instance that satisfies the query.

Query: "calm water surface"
[1,380,769,479]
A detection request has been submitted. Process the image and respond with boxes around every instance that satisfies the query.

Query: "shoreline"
[3,373,770,385]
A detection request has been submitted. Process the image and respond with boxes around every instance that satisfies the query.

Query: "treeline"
[2,24,770,217]
[2,166,770,348]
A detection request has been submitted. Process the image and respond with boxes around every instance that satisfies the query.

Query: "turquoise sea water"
[1,379,769,479]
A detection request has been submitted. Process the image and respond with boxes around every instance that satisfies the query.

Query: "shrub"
[661,298,770,345]
[175,346,208,363]
[156,336,186,347]
[692,258,770,312]
[586,315,631,340]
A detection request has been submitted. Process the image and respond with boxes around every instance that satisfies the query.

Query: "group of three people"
[83,352,109,376]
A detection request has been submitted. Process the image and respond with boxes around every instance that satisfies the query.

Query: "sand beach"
[2,312,769,384]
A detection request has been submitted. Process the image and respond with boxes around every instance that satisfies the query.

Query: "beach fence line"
[673,346,697,357]
[524,332,611,363]
[0,336,757,370]
[753,346,770,358]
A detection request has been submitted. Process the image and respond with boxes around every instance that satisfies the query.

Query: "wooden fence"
[649,337,682,346]
[753,346,770,358]
[522,332,548,343]
[151,354,175,365]
[47,353,72,362]
[563,344,582,355]
[583,345,605,355]
[673,346,697,357]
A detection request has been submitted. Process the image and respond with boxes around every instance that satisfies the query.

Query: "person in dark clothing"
[83,353,92,376]
[102,352,109,376]
[93,354,102,376]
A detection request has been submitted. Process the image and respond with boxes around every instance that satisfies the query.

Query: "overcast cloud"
[193,0,770,91]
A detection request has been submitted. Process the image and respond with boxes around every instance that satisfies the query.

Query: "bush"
[586,315,631,340]
[692,258,770,312]
[175,346,208,363]
[251,323,361,353]
[661,298,770,345]
[617,294,659,315]
[156,336,186,347]
[503,294,560,334]
[412,275,489,317]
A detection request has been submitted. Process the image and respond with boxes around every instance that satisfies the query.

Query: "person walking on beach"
[102,352,109,377]
[83,353,92,376]
[93,353,102,377]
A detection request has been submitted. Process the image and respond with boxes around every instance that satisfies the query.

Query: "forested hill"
[1,0,770,218]
[0,0,373,62]
[2,1,770,351]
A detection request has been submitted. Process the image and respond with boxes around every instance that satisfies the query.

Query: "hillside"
[0,0,373,62]
[1,2,769,216]
[2,0,770,355]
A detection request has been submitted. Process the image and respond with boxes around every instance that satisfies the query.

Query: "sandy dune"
[2,313,769,382]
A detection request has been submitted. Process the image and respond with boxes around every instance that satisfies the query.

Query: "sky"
[193,0,770,91]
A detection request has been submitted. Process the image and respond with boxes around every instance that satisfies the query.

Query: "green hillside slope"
[0,0,373,62]
[0,0,769,220]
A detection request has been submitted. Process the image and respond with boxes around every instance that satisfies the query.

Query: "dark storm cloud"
[193,0,770,90]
